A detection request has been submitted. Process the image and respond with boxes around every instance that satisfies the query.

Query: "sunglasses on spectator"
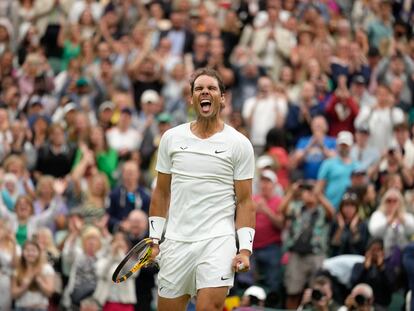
[385,197,399,203]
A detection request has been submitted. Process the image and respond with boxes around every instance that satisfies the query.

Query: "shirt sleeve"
[155,130,172,174]
[317,159,330,181]
[233,134,255,180]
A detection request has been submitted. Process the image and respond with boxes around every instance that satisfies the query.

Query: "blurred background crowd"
[2,0,414,310]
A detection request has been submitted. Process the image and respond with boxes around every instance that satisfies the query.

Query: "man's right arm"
[149,172,172,218]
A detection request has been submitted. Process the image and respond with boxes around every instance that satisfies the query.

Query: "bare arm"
[34,271,54,297]
[235,179,256,231]
[149,172,171,218]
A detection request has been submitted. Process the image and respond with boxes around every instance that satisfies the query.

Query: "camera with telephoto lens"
[354,294,367,305]
[311,289,324,301]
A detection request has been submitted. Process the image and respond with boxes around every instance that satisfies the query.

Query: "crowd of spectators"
[2,0,414,310]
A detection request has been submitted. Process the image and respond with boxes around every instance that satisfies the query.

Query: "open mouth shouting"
[200,99,212,113]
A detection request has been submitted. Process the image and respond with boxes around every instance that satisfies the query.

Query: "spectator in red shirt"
[325,75,359,136]
[251,169,284,292]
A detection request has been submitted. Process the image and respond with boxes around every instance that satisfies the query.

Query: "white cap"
[337,131,353,146]
[243,285,267,301]
[261,169,277,183]
[63,102,78,115]
[141,90,160,104]
[99,101,114,112]
[256,155,274,169]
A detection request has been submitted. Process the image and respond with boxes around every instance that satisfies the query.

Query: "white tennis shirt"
[156,122,255,242]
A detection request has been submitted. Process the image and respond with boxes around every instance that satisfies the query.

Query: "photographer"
[281,181,335,309]
[339,283,374,311]
[350,238,395,310]
[298,275,340,311]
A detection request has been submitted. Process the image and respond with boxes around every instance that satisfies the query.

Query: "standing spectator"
[107,161,151,233]
[11,239,55,311]
[366,0,393,51]
[34,123,76,179]
[350,125,380,171]
[354,83,404,153]
[121,210,157,311]
[325,75,359,136]
[291,116,336,180]
[316,131,360,209]
[368,188,414,258]
[0,218,19,310]
[330,192,369,257]
[93,232,137,310]
[350,238,395,310]
[350,75,376,108]
[392,122,414,170]
[106,107,142,160]
[0,190,64,247]
[281,181,335,309]
[284,82,326,148]
[251,169,284,292]
[242,76,287,154]
[62,225,110,310]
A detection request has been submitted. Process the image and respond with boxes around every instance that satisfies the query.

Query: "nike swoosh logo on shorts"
[215,150,226,154]
[180,146,188,150]
[221,276,230,280]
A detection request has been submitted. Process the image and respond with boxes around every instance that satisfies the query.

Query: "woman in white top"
[93,232,137,310]
[11,239,55,311]
[0,218,20,310]
[369,188,414,258]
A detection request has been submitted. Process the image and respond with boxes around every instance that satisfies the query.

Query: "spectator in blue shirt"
[316,131,360,209]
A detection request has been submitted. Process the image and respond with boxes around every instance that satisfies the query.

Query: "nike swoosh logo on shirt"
[221,276,230,281]
[180,146,188,150]
[249,232,253,243]
[215,150,226,154]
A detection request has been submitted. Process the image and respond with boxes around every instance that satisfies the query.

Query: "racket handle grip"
[237,262,245,271]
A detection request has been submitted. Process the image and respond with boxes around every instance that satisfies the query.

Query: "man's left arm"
[233,178,256,272]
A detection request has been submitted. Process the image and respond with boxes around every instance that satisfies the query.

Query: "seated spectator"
[11,239,55,311]
[107,161,151,233]
[291,115,336,180]
[368,188,414,259]
[298,275,341,311]
[235,285,267,310]
[330,192,369,257]
[350,238,395,310]
[280,181,334,309]
[403,243,414,311]
[339,283,375,311]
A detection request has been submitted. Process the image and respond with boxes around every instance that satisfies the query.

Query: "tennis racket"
[112,238,155,283]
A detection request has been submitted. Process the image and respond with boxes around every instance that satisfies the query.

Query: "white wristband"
[149,216,166,240]
[237,227,255,254]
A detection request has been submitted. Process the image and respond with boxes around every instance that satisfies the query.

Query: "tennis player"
[148,68,256,311]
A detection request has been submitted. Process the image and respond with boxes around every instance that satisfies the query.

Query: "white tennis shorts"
[157,235,237,298]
